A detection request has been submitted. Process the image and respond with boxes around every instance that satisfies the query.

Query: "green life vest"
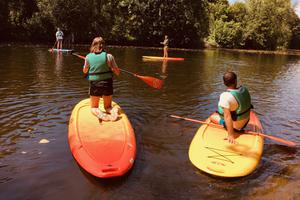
[86,51,113,81]
[217,86,252,121]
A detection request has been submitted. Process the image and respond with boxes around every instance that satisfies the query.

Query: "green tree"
[289,8,300,49]
[214,19,243,48]
[208,0,300,50]
[52,0,94,42]
[0,0,9,41]
[7,0,39,41]
[25,0,56,42]
[111,0,210,47]
[228,2,247,23]
[207,0,244,48]
[243,0,293,50]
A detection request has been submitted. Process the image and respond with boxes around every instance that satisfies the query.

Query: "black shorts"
[89,78,113,96]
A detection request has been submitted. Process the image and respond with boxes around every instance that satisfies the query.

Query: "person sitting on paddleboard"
[83,37,120,121]
[210,71,252,144]
[160,35,169,58]
[56,28,64,49]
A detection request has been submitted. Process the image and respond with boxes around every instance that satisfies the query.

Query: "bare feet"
[109,107,119,121]
[97,112,110,121]
[91,108,110,121]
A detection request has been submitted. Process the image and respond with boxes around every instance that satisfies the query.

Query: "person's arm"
[107,54,120,76]
[83,58,89,74]
[163,39,168,46]
[218,92,237,144]
[223,108,237,144]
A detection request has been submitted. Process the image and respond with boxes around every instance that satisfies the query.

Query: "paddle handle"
[170,115,296,147]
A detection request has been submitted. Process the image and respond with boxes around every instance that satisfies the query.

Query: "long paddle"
[170,114,296,147]
[72,53,163,89]
[50,40,57,52]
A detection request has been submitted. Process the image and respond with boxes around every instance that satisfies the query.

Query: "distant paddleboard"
[49,48,73,53]
[142,56,184,61]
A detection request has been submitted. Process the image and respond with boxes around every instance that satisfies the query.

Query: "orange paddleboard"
[68,99,136,178]
[142,56,184,61]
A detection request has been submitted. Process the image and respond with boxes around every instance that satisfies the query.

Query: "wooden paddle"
[72,53,163,89]
[170,114,297,147]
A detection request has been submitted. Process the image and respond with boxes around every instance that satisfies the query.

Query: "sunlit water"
[0,46,299,199]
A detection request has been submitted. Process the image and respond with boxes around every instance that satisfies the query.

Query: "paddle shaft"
[73,53,140,77]
[72,53,86,59]
[170,115,296,147]
[72,52,163,89]
[119,68,136,76]
[51,40,57,50]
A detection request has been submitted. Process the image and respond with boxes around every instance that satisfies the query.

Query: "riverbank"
[218,48,300,56]
[1,42,300,56]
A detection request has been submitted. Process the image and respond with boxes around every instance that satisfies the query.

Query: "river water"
[0,46,299,200]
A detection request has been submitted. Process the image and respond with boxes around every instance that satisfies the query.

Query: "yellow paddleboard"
[189,111,264,177]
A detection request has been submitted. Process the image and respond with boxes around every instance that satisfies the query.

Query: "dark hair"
[223,71,237,87]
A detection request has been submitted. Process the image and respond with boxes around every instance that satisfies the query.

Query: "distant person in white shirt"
[55,28,64,49]
[210,71,252,144]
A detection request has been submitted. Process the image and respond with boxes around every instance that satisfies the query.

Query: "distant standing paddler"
[160,35,169,58]
[55,28,64,49]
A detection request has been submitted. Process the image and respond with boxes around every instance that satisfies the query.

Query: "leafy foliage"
[208,0,300,50]
[214,20,243,48]
[1,0,299,49]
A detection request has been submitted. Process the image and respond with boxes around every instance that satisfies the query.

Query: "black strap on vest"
[88,71,112,75]
[83,71,112,78]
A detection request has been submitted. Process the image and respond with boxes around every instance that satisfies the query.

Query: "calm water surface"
[0,46,299,200]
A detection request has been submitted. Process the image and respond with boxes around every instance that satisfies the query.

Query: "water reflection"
[160,60,168,79]
[55,52,63,75]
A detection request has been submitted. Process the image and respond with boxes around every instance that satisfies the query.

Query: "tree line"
[0,0,299,50]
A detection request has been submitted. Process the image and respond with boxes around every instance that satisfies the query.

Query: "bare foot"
[109,107,119,121]
[91,108,110,122]
[97,112,110,121]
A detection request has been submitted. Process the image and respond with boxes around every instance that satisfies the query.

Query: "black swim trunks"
[89,78,113,96]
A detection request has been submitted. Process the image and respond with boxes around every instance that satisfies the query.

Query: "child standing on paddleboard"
[161,35,169,58]
[83,37,120,121]
[55,28,64,49]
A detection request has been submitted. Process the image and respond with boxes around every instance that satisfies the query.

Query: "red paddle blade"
[136,75,163,89]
